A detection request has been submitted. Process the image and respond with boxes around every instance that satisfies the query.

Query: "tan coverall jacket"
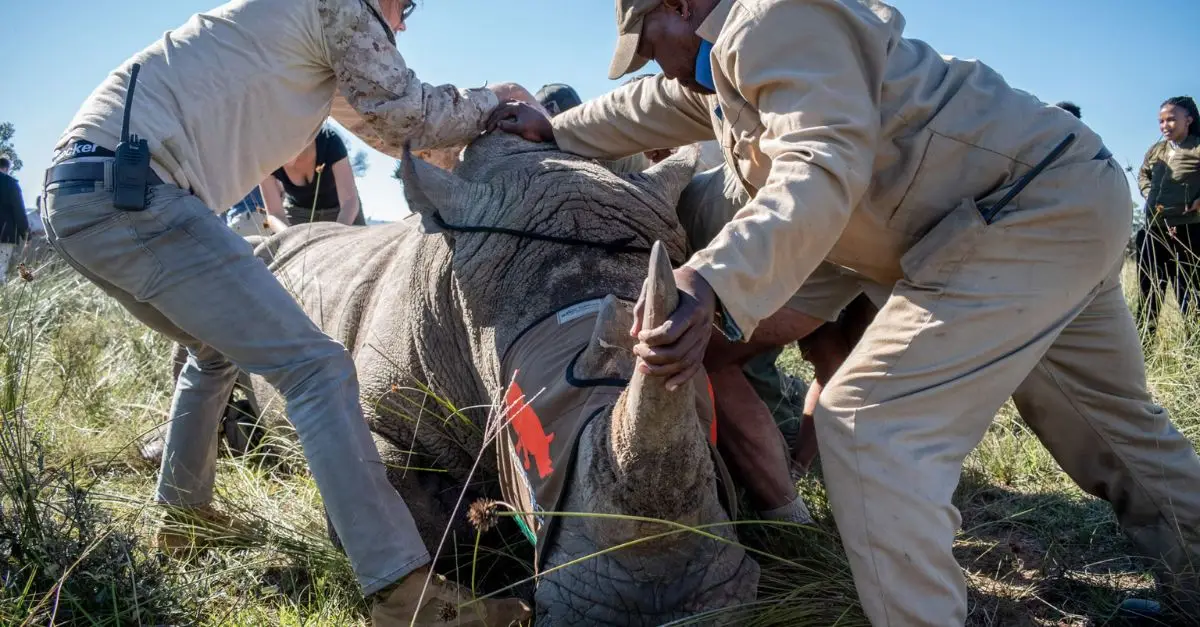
[57,0,497,213]
[553,0,1200,623]
[556,0,1112,339]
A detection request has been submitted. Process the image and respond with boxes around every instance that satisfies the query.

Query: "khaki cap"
[608,0,660,80]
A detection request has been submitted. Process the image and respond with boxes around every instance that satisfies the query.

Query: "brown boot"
[153,504,241,556]
[370,566,531,626]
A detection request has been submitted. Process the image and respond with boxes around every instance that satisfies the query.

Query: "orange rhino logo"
[505,380,556,479]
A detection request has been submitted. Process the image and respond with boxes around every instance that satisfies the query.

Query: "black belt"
[44,157,163,187]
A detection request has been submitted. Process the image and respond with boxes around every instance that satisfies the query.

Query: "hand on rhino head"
[489,82,550,117]
[416,83,551,173]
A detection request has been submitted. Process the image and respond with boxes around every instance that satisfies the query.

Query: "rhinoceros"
[223,132,760,624]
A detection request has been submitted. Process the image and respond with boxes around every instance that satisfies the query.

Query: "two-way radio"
[112,62,152,211]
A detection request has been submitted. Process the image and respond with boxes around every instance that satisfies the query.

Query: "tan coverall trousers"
[685,158,1200,624]
[816,156,1200,624]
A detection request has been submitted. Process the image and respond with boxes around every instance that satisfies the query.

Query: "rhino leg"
[138,428,168,467]
[221,371,271,459]
[371,432,454,548]
[320,435,434,559]
[145,343,275,467]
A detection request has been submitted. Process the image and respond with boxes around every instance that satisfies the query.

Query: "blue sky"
[1,1,1196,222]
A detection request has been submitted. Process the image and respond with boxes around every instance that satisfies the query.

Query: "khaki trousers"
[817,156,1200,624]
[42,165,429,595]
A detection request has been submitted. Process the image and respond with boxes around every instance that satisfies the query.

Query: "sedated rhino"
[225,131,760,625]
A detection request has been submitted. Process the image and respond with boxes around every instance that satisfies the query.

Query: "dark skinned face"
[1160,105,1194,143]
[636,1,713,94]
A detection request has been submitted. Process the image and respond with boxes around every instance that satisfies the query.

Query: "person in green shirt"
[1136,96,1200,340]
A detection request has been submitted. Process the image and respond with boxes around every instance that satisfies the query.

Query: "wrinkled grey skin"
[241,132,758,625]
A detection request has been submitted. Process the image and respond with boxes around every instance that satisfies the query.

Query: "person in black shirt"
[0,156,29,284]
[259,125,366,226]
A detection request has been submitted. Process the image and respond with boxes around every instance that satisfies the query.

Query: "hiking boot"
[153,504,241,555]
[371,566,531,626]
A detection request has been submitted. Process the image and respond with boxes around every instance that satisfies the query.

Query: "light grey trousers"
[0,242,13,285]
[41,162,428,595]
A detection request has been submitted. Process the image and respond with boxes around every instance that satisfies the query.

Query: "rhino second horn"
[575,295,636,381]
[400,143,496,224]
[622,145,701,207]
[608,241,708,522]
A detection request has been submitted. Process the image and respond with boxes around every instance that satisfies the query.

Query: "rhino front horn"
[607,240,707,522]
[642,240,679,333]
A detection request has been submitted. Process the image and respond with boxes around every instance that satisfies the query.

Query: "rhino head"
[401,132,759,625]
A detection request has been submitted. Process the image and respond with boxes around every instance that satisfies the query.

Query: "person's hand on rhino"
[486,101,555,143]
[631,266,717,391]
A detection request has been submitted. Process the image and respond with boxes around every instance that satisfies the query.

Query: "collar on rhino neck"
[427,211,686,266]
[496,297,628,556]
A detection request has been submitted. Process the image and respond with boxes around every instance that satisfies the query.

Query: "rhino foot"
[139,394,268,468]
[138,426,167,467]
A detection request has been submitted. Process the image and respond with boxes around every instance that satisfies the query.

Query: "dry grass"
[0,255,1194,625]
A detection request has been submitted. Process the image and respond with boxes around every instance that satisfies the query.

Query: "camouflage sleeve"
[318,0,498,156]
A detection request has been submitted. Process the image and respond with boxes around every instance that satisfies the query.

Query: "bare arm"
[258,176,291,231]
[330,157,361,225]
[790,293,878,472]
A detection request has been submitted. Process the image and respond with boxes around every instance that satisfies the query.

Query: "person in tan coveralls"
[490,0,1200,622]
[40,1,530,625]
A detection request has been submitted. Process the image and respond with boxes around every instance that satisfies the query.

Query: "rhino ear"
[620,145,702,206]
[574,295,637,381]
[400,143,494,225]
